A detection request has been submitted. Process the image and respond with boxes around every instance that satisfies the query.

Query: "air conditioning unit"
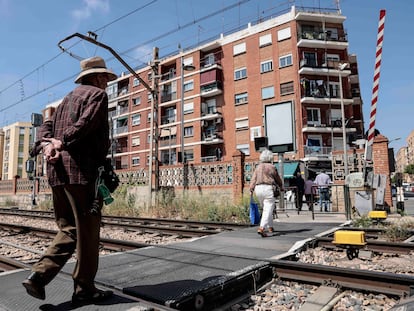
[216,118,222,124]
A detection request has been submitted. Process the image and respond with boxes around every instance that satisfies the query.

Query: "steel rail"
[314,236,414,254]
[0,255,30,271]
[270,260,414,297]
[0,208,249,233]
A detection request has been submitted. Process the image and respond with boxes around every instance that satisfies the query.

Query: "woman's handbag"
[272,184,280,198]
[249,195,261,225]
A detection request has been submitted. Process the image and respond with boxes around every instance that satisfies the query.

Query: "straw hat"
[74,56,117,83]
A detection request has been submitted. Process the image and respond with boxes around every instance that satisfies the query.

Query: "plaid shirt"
[249,162,283,192]
[39,85,110,187]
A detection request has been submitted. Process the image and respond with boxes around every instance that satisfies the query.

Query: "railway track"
[271,259,414,297]
[0,208,249,237]
[0,222,150,252]
[2,208,414,309]
[0,255,30,272]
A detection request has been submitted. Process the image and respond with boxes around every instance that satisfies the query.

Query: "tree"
[404,164,414,175]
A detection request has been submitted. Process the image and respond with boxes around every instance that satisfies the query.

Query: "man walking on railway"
[23,56,117,306]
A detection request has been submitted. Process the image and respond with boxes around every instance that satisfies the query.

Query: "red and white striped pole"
[365,9,386,162]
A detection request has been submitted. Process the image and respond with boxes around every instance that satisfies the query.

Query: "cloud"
[71,0,110,22]
[130,46,154,65]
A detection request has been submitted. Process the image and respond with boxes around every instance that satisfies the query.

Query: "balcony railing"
[161,115,176,125]
[113,126,128,136]
[304,146,332,157]
[298,29,347,42]
[109,106,129,118]
[200,81,223,97]
[201,156,218,162]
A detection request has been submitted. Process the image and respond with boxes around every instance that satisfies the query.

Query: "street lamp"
[180,55,195,164]
[338,63,348,176]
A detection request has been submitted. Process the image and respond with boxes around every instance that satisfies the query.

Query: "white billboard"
[264,101,295,153]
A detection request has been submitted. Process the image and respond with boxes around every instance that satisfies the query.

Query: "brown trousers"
[32,183,102,293]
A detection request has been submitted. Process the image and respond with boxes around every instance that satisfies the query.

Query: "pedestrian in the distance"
[294,172,305,211]
[249,149,284,237]
[314,169,332,212]
[23,56,117,306]
[304,176,316,211]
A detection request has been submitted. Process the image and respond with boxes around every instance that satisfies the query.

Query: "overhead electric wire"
[0,0,159,101]
[1,0,272,117]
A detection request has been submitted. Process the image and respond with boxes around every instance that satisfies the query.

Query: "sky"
[0,0,412,153]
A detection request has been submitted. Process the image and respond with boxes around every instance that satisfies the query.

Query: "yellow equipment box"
[368,210,387,219]
[333,230,366,246]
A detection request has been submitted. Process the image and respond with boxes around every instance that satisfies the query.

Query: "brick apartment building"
[29,5,364,180]
[0,122,33,180]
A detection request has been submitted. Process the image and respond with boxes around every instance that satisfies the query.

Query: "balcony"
[299,60,351,77]
[200,81,223,97]
[303,146,332,160]
[109,106,129,118]
[201,156,218,162]
[297,29,348,50]
[161,115,176,125]
[113,126,128,136]
[201,132,223,145]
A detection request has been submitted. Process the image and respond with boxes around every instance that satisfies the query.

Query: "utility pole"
[149,47,160,205]
[58,32,159,207]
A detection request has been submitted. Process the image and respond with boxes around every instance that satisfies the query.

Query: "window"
[280,81,294,95]
[261,60,273,73]
[325,27,339,40]
[306,108,320,125]
[234,67,247,80]
[279,54,292,68]
[250,126,262,141]
[259,33,272,47]
[133,97,141,106]
[261,86,274,99]
[277,27,291,41]
[183,80,194,92]
[183,56,194,67]
[184,102,194,114]
[235,92,248,105]
[233,42,246,55]
[307,136,322,147]
[328,82,340,98]
[132,157,140,166]
[148,72,152,81]
[147,112,151,123]
[132,136,140,146]
[330,109,342,126]
[131,114,141,126]
[235,118,249,130]
[203,53,215,67]
[303,52,317,67]
[184,149,194,162]
[147,92,152,102]
[133,78,140,87]
[184,126,194,137]
[147,134,151,144]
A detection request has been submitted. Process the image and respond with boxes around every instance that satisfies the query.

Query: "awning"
[277,162,300,178]
[160,127,177,137]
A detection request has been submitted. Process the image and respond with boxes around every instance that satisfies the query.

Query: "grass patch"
[102,186,251,224]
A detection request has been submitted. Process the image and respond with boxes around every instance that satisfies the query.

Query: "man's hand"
[42,139,62,164]
[42,137,63,151]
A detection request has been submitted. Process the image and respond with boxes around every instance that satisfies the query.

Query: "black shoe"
[72,288,113,306]
[22,272,45,300]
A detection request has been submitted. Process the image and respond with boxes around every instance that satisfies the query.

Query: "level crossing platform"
[0,211,411,310]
